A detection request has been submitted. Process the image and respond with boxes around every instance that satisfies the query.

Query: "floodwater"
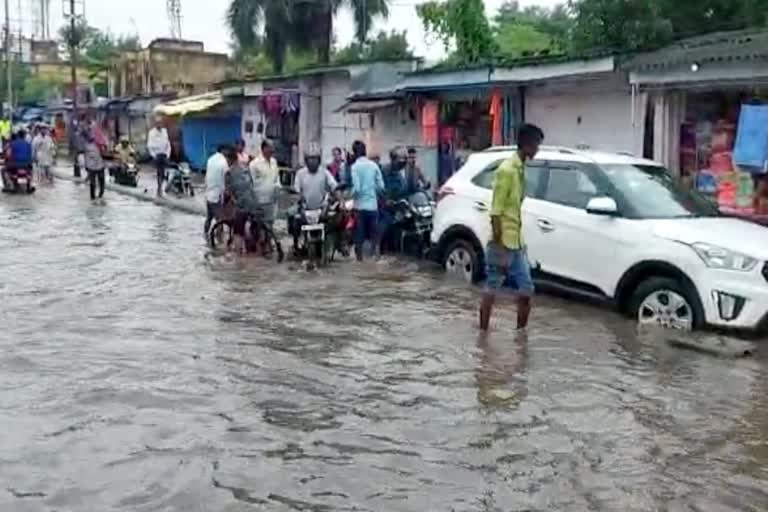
[2,182,768,512]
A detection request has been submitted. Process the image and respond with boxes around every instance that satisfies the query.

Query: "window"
[472,159,545,198]
[543,163,600,209]
[602,164,718,219]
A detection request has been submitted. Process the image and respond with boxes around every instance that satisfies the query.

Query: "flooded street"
[2,182,768,511]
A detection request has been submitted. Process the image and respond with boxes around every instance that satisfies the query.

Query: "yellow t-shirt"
[490,153,525,250]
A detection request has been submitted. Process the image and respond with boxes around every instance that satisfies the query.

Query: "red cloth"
[422,101,439,146]
[489,91,503,146]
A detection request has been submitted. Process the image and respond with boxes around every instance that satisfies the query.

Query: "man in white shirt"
[32,125,56,182]
[204,145,231,238]
[147,117,171,197]
[249,139,280,225]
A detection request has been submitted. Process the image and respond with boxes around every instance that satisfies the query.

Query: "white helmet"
[304,142,322,159]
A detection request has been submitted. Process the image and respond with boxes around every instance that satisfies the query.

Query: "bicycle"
[209,205,284,262]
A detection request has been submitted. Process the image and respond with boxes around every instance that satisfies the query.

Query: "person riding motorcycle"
[3,130,34,190]
[115,136,137,167]
[379,146,409,252]
[288,143,340,254]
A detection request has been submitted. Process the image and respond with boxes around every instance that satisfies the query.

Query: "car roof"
[480,145,660,166]
[449,146,661,184]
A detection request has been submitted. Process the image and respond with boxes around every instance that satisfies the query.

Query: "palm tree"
[227,0,390,71]
[227,0,292,73]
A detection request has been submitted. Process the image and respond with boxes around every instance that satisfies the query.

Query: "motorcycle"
[2,166,35,194]
[290,185,347,267]
[166,162,195,197]
[390,189,434,257]
[109,162,139,188]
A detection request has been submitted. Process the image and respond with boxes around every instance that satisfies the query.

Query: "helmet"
[304,142,322,159]
[120,135,129,143]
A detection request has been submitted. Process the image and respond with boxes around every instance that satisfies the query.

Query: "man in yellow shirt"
[480,123,544,331]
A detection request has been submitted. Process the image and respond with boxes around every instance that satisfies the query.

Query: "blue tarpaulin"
[734,104,768,173]
[181,116,241,171]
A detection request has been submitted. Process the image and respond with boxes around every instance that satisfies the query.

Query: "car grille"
[762,262,768,283]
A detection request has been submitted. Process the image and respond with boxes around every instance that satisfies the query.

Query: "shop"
[628,30,768,220]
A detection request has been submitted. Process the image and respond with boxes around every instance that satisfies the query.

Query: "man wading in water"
[479,124,544,331]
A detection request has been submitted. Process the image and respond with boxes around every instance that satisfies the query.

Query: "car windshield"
[601,164,719,219]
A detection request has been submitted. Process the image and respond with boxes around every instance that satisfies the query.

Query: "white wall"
[320,73,367,158]
[525,73,635,154]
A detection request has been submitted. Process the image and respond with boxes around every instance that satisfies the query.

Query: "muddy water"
[1,183,768,511]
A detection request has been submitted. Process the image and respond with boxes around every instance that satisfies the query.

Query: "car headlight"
[691,242,757,271]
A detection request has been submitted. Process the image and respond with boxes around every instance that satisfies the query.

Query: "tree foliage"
[417,0,497,63]
[227,0,390,72]
[569,0,768,53]
[493,1,573,57]
[333,30,413,64]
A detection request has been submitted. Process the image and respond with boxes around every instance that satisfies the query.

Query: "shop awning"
[336,98,400,113]
[153,92,223,116]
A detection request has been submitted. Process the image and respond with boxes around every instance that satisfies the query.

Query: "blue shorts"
[484,243,534,296]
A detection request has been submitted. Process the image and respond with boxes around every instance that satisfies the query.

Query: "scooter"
[166,162,195,197]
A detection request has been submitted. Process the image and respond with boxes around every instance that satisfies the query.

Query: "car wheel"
[443,239,481,283]
[629,277,703,331]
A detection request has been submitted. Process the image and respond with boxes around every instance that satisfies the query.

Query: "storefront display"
[685,91,768,219]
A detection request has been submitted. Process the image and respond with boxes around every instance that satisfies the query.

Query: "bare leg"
[517,296,532,330]
[479,292,496,331]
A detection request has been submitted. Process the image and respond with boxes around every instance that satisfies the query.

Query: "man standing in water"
[479,124,544,331]
[147,117,171,197]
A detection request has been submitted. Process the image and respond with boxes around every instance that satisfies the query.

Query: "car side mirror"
[586,196,618,216]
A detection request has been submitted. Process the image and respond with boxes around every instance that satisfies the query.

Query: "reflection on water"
[1,183,767,510]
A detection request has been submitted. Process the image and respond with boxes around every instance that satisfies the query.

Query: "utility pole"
[69,0,77,119]
[4,0,11,115]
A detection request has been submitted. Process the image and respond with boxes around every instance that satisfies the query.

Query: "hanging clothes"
[489,90,503,146]
[421,100,439,146]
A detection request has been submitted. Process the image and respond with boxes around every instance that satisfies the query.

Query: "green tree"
[493,1,573,57]
[569,0,673,52]
[568,0,768,53]
[227,0,390,72]
[417,0,497,63]
[333,30,413,63]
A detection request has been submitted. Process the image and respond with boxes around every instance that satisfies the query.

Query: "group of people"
[203,137,431,261]
[1,123,56,189]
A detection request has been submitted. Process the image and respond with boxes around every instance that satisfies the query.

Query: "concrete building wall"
[148,50,228,96]
[320,73,367,158]
[525,73,635,154]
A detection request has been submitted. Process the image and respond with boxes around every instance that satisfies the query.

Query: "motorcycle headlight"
[690,242,757,271]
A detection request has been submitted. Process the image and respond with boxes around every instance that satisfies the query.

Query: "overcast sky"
[37,0,560,61]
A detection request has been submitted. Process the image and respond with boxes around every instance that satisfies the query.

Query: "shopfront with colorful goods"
[627,30,768,222]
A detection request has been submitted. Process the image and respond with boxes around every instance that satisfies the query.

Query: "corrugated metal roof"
[623,29,768,70]
[153,91,223,116]
[335,98,401,113]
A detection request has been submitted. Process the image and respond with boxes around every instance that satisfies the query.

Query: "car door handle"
[474,201,488,212]
[537,218,555,232]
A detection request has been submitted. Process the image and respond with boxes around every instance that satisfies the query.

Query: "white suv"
[431,146,768,332]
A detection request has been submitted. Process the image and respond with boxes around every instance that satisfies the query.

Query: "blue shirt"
[10,139,32,165]
[382,163,407,201]
[351,157,384,211]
